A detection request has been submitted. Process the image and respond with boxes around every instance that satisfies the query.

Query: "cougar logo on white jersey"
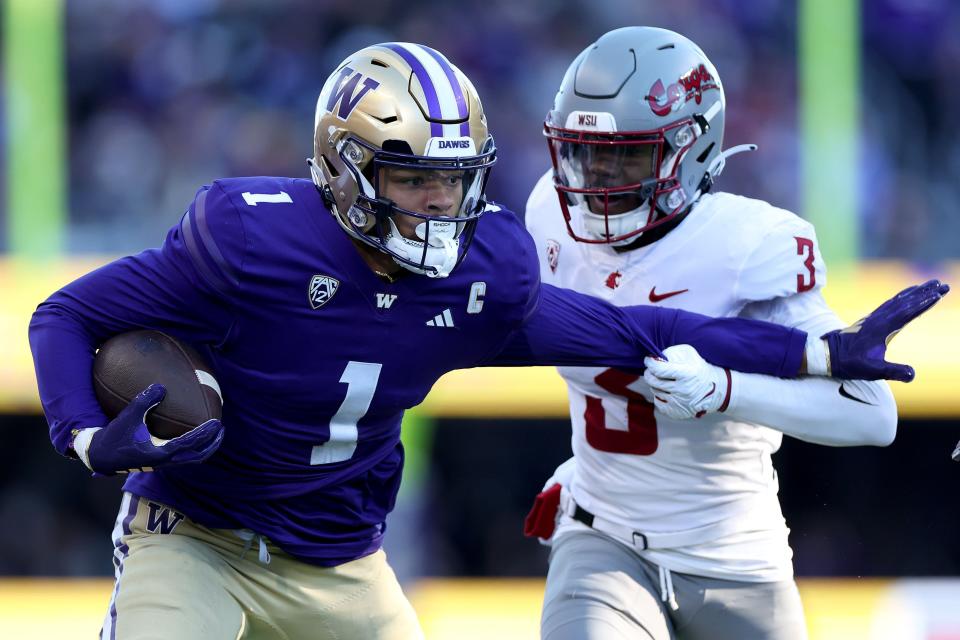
[605,271,622,290]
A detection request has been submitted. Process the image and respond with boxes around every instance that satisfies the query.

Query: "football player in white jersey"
[524,27,899,640]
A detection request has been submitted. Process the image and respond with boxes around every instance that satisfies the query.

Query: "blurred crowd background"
[2,0,960,587]
[55,0,960,260]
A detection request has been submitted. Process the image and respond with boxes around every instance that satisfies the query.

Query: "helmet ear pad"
[316,141,374,233]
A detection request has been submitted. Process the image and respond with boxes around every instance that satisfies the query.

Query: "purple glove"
[823,279,949,382]
[85,384,224,475]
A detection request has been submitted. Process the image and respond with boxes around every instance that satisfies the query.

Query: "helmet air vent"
[321,154,339,178]
[697,142,715,164]
[657,43,676,50]
[574,48,636,99]
[371,59,389,68]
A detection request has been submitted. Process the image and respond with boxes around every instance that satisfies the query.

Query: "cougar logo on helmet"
[646,65,719,117]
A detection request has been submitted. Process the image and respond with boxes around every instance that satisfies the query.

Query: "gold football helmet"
[309,42,496,277]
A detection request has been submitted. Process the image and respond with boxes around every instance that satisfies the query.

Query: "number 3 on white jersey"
[311,361,382,465]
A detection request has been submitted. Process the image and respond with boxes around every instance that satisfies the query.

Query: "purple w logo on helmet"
[325,66,381,120]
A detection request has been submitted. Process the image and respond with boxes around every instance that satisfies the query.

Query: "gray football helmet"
[545,27,752,245]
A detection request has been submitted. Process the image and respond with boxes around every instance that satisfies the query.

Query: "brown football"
[93,330,223,439]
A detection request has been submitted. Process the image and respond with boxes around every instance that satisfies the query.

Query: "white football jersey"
[525,170,843,582]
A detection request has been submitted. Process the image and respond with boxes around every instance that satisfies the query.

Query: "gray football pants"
[541,529,807,640]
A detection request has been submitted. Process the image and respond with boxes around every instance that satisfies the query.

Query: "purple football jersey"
[30,177,806,565]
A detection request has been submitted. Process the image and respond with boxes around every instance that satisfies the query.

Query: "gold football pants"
[100,492,423,640]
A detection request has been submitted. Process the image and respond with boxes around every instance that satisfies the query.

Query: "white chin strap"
[706,144,757,179]
[580,202,653,247]
[385,218,460,278]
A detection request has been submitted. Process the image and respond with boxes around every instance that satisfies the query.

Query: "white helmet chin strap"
[384,218,460,278]
[580,202,652,247]
[707,144,757,180]
[684,143,758,208]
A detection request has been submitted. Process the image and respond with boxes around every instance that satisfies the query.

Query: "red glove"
[523,483,562,539]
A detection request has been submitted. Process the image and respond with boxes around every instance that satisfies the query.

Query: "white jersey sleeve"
[732,291,898,446]
[524,169,564,278]
[735,211,827,303]
[726,372,897,446]
[525,168,556,226]
[732,206,898,447]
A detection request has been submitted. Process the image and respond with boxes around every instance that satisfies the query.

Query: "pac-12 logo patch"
[309,275,340,309]
[546,239,561,274]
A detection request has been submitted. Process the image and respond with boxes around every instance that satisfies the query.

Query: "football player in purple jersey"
[29,42,945,640]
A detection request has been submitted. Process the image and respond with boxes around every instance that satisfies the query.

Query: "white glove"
[643,344,731,420]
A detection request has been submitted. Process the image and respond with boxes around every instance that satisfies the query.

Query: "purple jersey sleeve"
[29,184,243,456]
[485,279,806,378]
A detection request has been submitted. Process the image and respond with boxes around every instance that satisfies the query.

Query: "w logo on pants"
[146,502,185,535]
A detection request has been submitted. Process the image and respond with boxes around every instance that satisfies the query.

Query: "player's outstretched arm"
[487,280,947,381]
[486,282,808,377]
[644,280,948,445]
[72,384,224,475]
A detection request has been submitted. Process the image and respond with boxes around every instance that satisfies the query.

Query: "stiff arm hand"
[71,384,224,475]
[645,279,949,420]
[822,279,948,382]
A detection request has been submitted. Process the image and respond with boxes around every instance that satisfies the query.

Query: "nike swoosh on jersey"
[838,383,877,406]
[648,287,690,303]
